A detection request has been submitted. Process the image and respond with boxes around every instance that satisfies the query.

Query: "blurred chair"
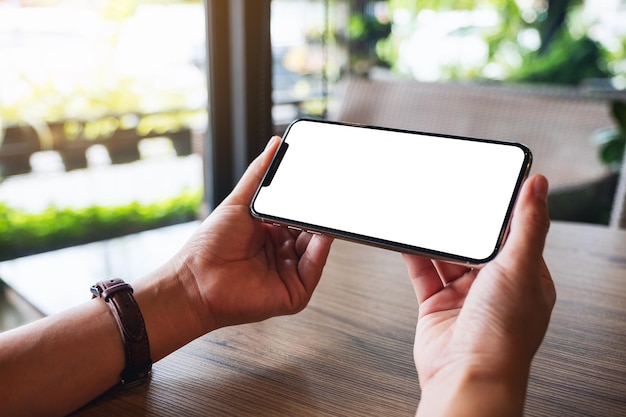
[332,77,618,224]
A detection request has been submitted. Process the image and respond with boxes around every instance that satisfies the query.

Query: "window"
[271,0,348,126]
[0,0,207,260]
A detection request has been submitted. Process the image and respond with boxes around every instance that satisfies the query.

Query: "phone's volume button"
[306,230,321,235]
[271,223,281,227]
[287,226,301,231]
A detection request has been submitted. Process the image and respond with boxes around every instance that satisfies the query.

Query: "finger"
[295,231,313,257]
[402,254,445,304]
[267,224,300,275]
[266,227,332,296]
[500,174,550,270]
[297,234,334,294]
[432,260,472,284]
[226,136,282,206]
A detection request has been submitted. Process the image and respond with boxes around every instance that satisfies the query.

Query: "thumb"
[225,136,282,206]
[499,174,550,268]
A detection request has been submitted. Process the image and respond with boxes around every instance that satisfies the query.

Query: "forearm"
[416,364,530,417]
[0,300,123,416]
[0,259,206,416]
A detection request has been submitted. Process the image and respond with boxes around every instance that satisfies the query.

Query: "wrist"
[417,361,530,417]
[132,256,212,362]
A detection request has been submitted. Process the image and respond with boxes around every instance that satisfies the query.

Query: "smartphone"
[250,119,532,265]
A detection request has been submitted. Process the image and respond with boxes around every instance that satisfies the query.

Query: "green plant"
[595,100,626,173]
[0,188,202,261]
[382,0,621,85]
[345,8,392,75]
[508,31,610,85]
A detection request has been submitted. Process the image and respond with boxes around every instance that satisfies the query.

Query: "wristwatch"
[91,278,152,385]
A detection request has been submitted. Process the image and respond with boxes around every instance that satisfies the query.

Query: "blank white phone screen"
[252,120,529,262]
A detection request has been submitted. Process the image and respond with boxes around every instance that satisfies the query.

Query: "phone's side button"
[287,226,301,231]
[271,223,281,227]
[306,230,321,235]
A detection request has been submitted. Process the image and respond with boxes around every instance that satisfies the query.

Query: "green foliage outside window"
[0,1,206,260]
[0,188,202,261]
[507,32,610,85]
[378,0,621,86]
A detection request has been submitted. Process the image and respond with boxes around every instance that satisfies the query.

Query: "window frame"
[204,0,273,209]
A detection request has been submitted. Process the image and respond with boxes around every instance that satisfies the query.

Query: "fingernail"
[533,175,549,201]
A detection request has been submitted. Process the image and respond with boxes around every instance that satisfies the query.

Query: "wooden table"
[73,221,626,417]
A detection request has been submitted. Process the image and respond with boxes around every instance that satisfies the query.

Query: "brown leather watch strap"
[91,278,152,385]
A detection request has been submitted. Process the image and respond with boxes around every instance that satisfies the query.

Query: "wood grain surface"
[73,221,626,417]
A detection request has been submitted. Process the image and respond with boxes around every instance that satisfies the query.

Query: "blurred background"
[0,0,625,328]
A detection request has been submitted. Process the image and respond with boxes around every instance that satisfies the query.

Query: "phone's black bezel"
[250,118,533,266]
